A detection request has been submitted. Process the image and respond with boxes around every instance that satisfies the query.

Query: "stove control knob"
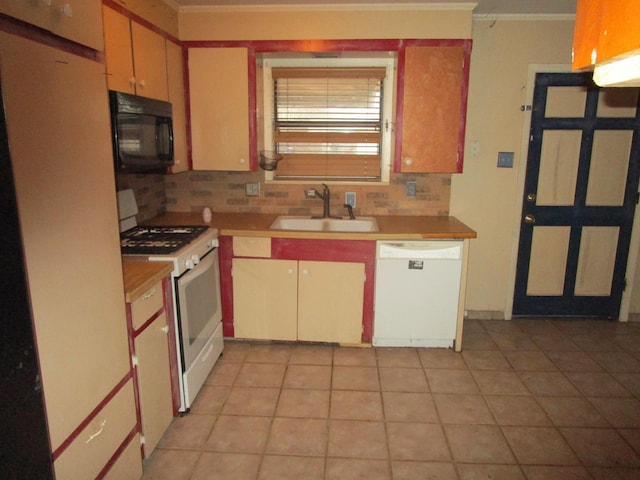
[191,254,201,265]
[185,259,195,270]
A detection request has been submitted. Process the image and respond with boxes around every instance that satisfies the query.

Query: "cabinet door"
[572,0,602,70]
[189,47,251,171]
[298,261,364,344]
[131,21,168,101]
[400,46,465,173]
[135,313,173,458]
[103,5,135,94]
[232,258,298,340]
[166,40,188,172]
[0,0,103,50]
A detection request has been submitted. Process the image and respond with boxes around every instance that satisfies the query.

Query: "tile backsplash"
[116,173,166,223]
[118,170,451,220]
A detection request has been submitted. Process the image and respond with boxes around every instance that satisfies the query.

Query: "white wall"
[450,17,576,317]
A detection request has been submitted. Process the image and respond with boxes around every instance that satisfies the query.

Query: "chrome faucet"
[307,183,339,218]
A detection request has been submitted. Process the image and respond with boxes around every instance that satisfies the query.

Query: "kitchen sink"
[269,216,379,233]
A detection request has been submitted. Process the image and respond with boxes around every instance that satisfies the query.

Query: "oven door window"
[175,250,222,370]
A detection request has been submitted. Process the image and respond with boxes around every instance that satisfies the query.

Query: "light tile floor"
[142,318,640,479]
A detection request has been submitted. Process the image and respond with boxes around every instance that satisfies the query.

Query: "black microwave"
[109,91,174,173]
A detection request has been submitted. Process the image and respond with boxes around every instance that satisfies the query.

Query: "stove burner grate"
[120,225,209,255]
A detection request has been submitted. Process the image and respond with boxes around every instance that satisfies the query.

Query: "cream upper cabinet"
[166,40,189,173]
[103,5,168,101]
[0,0,104,50]
[400,45,466,173]
[189,47,251,171]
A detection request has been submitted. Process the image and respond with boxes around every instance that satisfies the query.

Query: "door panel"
[575,227,619,296]
[527,227,570,296]
[513,72,640,318]
[537,130,582,205]
[586,130,633,206]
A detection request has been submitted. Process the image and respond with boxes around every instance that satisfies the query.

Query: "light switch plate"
[406,181,417,197]
[245,182,260,196]
[497,151,514,168]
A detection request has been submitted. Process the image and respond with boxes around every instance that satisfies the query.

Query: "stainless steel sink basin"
[269,216,379,233]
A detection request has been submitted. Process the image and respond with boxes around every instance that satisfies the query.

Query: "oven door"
[175,248,222,371]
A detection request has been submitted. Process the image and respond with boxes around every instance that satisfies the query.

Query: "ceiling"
[171,0,576,16]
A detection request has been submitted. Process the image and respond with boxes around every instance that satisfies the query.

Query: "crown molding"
[473,13,575,21]
[179,2,477,13]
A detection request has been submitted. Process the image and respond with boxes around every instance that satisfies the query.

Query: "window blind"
[272,67,385,180]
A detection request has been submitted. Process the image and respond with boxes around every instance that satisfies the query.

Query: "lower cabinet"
[232,258,365,344]
[128,280,174,459]
[53,380,140,480]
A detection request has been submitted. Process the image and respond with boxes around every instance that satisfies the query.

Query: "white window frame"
[262,54,396,184]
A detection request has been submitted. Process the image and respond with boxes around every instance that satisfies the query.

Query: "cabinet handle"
[287,269,294,275]
[138,79,146,89]
[128,77,136,88]
[86,419,107,444]
[404,157,413,166]
[161,325,169,334]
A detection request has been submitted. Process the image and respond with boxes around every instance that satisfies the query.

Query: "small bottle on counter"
[202,207,212,223]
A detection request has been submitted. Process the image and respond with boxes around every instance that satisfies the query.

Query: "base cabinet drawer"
[53,379,139,480]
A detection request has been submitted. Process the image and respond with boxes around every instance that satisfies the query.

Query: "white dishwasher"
[373,240,463,348]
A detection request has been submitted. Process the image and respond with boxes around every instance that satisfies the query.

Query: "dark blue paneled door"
[513,72,640,318]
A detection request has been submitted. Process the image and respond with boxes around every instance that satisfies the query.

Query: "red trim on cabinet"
[124,302,144,464]
[247,49,258,170]
[185,38,471,174]
[51,373,135,461]
[183,46,194,171]
[102,0,180,44]
[394,43,407,173]
[0,13,102,62]
[221,236,376,343]
[95,425,140,480]
[393,39,472,173]
[219,236,235,337]
[162,277,182,415]
[271,238,376,342]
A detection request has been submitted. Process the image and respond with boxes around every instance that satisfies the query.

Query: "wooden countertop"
[146,212,477,240]
[122,259,173,303]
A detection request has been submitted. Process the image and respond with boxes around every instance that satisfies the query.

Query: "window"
[262,55,395,183]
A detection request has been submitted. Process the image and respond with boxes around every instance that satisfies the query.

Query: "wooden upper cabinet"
[399,45,467,173]
[166,41,189,173]
[103,5,168,101]
[0,0,104,50]
[103,5,135,94]
[573,0,640,70]
[131,21,168,100]
[189,47,251,171]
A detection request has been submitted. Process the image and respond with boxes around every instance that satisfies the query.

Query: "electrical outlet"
[245,182,260,196]
[406,181,417,197]
[345,191,356,207]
